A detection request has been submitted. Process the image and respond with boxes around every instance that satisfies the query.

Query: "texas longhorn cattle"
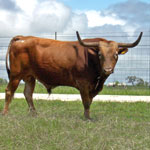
[3,31,142,119]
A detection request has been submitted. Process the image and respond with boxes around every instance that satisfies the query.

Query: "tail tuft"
[6,68,10,79]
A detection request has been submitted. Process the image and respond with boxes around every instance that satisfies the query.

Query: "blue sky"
[60,0,150,10]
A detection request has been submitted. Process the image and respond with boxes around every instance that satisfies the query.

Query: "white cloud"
[85,10,126,27]
[63,13,88,34]
[0,0,89,36]
[121,24,140,36]
[0,0,147,37]
[29,0,72,34]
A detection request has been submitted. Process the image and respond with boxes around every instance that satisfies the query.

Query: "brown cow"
[3,31,142,119]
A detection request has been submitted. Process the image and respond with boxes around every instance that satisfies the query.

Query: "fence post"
[149,29,150,94]
[55,32,57,40]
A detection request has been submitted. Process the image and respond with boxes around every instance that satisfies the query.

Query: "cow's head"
[76,31,143,76]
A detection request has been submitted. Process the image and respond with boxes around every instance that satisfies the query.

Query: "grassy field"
[0,99,150,150]
[0,83,150,95]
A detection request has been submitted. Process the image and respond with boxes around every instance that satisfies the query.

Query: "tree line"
[126,76,149,87]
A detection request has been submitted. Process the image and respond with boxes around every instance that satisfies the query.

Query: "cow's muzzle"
[103,68,114,75]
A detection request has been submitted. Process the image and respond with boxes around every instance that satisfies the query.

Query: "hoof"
[84,111,91,120]
[28,109,37,116]
[2,110,8,115]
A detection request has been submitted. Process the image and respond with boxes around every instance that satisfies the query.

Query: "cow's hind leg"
[3,78,20,115]
[24,77,36,113]
[80,90,93,119]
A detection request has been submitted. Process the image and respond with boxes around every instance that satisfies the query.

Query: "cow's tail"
[6,38,14,80]
[6,36,22,80]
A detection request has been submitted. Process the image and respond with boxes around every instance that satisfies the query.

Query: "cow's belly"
[33,67,75,86]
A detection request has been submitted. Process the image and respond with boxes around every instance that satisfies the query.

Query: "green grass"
[101,86,150,96]
[0,83,150,95]
[0,99,150,149]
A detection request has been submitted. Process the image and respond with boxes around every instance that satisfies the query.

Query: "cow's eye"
[114,53,118,59]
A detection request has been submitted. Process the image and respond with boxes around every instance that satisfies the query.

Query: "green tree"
[136,77,144,86]
[144,81,149,87]
[126,76,137,86]
[114,81,119,86]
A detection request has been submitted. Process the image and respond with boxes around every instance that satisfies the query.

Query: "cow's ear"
[118,47,128,55]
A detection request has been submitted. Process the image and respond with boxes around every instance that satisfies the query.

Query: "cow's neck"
[89,49,108,92]
[84,47,108,92]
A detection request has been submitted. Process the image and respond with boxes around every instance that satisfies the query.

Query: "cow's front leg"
[80,90,93,119]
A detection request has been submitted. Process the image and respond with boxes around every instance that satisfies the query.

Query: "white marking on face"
[17,40,25,43]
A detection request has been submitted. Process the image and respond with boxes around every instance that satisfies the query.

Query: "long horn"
[118,32,143,48]
[76,31,99,47]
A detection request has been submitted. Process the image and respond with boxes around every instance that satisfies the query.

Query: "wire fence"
[0,31,150,94]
